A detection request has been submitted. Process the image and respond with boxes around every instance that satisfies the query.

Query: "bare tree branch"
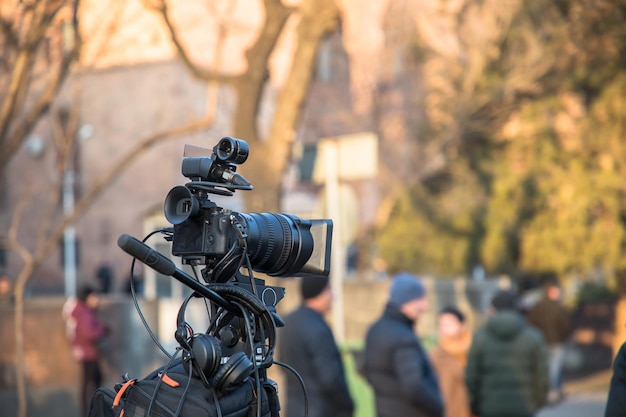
[0,0,81,172]
[148,0,292,144]
[0,16,19,48]
[148,0,234,83]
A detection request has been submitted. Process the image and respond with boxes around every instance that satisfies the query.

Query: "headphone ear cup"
[185,333,222,380]
[212,351,254,392]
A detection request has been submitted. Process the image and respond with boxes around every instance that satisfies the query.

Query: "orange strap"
[113,379,136,407]
[161,373,180,387]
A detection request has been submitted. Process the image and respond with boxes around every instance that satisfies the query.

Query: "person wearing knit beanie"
[278,275,354,417]
[388,272,426,308]
[300,276,330,300]
[362,272,443,417]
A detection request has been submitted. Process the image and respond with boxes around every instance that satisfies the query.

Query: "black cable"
[234,302,256,361]
[206,305,228,335]
[274,361,309,417]
[246,305,263,417]
[207,219,246,283]
[211,240,244,283]
[243,254,258,297]
[255,368,262,417]
[211,386,223,417]
[129,229,172,359]
[235,300,262,417]
[173,357,194,417]
[147,348,182,416]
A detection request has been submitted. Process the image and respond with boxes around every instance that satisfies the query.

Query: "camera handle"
[117,233,237,313]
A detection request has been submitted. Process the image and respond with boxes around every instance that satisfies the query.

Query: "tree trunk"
[238,0,340,213]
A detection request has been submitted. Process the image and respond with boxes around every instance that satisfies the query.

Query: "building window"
[0,173,7,211]
[154,241,172,298]
[0,244,6,272]
[59,236,81,268]
[316,38,332,82]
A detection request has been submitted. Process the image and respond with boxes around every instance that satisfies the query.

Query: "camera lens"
[215,137,249,164]
[239,213,331,277]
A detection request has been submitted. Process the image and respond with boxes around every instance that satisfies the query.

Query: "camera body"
[169,202,234,258]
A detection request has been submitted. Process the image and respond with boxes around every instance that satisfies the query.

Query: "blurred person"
[361,272,443,417]
[466,289,548,417]
[125,272,144,296]
[95,263,114,294]
[430,306,472,417]
[605,341,626,417]
[63,284,109,416]
[526,279,571,403]
[278,276,354,417]
[0,274,13,304]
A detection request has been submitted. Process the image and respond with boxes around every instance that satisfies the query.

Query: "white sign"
[312,132,378,183]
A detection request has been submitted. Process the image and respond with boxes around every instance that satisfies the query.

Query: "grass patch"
[340,336,438,417]
[341,341,374,417]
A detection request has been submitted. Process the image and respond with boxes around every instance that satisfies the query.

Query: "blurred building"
[1,0,397,296]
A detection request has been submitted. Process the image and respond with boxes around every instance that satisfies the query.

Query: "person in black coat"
[361,272,444,417]
[278,276,354,417]
[526,279,571,403]
[605,341,626,417]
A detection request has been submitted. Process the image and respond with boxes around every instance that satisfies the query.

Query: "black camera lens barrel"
[241,213,312,277]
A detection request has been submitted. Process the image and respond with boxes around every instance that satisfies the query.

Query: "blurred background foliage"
[375,0,626,286]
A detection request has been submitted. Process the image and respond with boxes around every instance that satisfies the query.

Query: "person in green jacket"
[465,289,549,417]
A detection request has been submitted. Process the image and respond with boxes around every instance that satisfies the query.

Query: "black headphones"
[175,293,255,392]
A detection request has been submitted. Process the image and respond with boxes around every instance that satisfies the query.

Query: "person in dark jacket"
[278,276,354,417]
[62,284,109,416]
[362,272,443,417]
[526,279,571,403]
[465,289,549,417]
[605,341,626,417]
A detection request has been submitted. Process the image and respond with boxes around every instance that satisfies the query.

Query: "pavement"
[537,370,611,417]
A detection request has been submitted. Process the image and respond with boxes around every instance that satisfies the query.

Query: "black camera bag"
[88,359,277,417]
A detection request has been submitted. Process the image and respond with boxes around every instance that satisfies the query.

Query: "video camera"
[114,137,333,417]
[162,136,332,282]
